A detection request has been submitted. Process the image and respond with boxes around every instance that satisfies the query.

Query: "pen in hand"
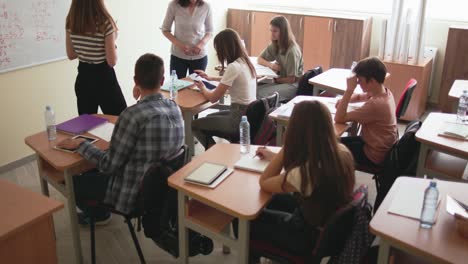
[254,146,267,159]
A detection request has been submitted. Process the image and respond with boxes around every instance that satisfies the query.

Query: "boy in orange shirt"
[335,57,398,167]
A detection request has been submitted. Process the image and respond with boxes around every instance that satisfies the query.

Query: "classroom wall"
[1,0,466,167]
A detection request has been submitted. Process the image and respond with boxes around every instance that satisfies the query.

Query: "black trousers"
[73,169,110,218]
[340,136,379,168]
[170,55,208,79]
[75,61,127,115]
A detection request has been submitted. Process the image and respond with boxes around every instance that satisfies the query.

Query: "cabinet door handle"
[334,21,337,32]
[247,13,250,25]
[300,18,303,29]
[328,20,332,32]
[252,13,255,24]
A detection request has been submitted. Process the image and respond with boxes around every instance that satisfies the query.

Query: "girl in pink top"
[335,57,398,167]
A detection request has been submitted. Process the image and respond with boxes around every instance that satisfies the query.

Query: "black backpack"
[140,151,213,258]
[296,66,323,96]
[373,120,422,211]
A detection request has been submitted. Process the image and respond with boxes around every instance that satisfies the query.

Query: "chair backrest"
[297,66,323,96]
[395,79,417,119]
[311,185,368,260]
[246,92,280,143]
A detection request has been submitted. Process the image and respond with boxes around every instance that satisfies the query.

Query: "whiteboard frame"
[0,56,68,74]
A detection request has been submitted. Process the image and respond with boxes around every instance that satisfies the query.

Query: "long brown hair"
[66,0,117,34]
[214,29,256,78]
[270,16,296,55]
[282,101,355,207]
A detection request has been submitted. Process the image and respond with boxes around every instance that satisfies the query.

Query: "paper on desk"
[387,182,441,220]
[250,57,278,78]
[188,73,219,87]
[446,195,468,218]
[88,122,114,142]
[234,146,281,173]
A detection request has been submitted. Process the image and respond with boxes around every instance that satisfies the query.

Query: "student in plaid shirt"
[58,53,185,224]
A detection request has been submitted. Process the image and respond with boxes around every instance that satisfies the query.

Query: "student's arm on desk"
[77,111,137,175]
[257,55,280,72]
[258,148,296,193]
[194,80,228,103]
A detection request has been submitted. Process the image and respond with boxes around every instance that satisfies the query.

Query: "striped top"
[68,20,114,64]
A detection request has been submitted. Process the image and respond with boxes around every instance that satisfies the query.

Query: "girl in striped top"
[65,0,127,115]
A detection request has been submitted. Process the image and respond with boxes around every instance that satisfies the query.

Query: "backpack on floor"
[296,66,323,96]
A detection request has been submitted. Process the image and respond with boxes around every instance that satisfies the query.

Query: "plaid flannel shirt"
[77,93,184,214]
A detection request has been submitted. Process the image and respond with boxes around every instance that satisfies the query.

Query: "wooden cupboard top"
[227,8,371,21]
[168,143,275,219]
[370,177,468,264]
[415,113,468,158]
[0,179,63,241]
[449,80,468,99]
[269,95,350,136]
[24,114,116,171]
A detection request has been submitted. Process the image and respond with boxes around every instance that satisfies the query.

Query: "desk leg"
[36,156,49,196]
[377,239,390,264]
[183,110,195,158]
[276,124,284,146]
[237,219,250,264]
[64,170,83,264]
[177,192,189,264]
[416,143,428,177]
[312,87,320,96]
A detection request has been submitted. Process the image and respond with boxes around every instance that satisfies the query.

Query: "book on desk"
[438,122,468,141]
[184,162,233,188]
[56,114,108,135]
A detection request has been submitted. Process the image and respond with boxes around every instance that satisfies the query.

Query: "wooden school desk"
[269,96,350,146]
[415,113,468,181]
[370,177,468,264]
[0,179,63,264]
[168,143,276,264]
[24,114,117,264]
[308,68,364,96]
[161,80,216,157]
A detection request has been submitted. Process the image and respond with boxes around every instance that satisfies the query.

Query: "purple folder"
[56,114,108,135]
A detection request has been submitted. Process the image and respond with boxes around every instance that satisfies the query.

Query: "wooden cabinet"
[384,58,433,121]
[303,16,333,70]
[227,9,371,72]
[439,26,468,112]
[250,12,277,56]
[227,9,252,54]
[331,18,371,69]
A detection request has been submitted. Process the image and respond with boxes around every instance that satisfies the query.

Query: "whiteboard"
[0,0,71,74]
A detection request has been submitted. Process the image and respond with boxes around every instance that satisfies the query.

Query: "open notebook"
[439,122,468,141]
[387,181,441,220]
[161,79,193,92]
[234,146,281,173]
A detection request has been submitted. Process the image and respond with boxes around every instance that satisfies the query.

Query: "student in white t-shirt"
[192,28,257,149]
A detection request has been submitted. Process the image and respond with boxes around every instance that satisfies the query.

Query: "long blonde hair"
[66,0,117,34]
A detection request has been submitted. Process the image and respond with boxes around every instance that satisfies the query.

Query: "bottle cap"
[46,105,51,111]
[429,181,436,187]
[241,116,247,122]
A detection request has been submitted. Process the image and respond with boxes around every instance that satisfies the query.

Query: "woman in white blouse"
[192,29,257,149]
[161,0,213,78]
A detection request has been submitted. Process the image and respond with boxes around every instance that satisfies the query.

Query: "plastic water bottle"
[44,105,57,141]
[420,181,439,229]
[239,115,250,154]
[170,70,178,100]
[457,90,467,123]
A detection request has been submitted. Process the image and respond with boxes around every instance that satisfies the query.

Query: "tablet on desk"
[53,135,99,153]
[184,162,227,185]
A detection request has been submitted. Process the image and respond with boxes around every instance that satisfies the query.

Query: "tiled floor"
[1,104,411,264]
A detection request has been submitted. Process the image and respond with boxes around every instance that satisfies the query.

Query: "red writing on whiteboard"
[0,2,23,67]
[32,0,59,42]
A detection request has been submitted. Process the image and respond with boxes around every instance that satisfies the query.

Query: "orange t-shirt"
[347,88,398,164]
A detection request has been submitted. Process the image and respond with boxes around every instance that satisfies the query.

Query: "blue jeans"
[170,55,208,79]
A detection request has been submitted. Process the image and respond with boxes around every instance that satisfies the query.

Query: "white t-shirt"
[220,58,257,105]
